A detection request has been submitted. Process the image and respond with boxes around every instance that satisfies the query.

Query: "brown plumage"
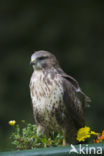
[29,50,91,144]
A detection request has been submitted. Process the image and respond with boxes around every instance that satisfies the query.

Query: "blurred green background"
[0,1,104,151]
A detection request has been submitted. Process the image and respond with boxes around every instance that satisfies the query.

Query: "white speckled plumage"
[30,69,65,131]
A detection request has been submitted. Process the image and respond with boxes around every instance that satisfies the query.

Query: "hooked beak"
[30,60,37,66]
[30,59,42,70]
[30,61,34,66]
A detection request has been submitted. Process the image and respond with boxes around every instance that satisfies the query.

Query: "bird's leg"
[37,124,49,136]
[37,124,45,135]
[62,129,67,146]
[63,136,67,146]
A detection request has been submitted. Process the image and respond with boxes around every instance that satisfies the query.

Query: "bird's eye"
[37,56,48,61]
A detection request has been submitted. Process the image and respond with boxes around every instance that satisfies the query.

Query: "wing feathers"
[62,77,85,128]
[60,72,91,108]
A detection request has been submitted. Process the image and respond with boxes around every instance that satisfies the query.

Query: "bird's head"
[30,50,59,70]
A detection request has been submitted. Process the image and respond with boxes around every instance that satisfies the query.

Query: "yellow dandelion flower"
[21,120,25,123]
[76,126,91,142]
[8,120,16,126]
[77,126,99,142]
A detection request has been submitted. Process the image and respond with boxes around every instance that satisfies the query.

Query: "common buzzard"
[29,50,90,144]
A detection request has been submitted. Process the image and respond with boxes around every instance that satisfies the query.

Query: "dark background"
[0,1,104,151]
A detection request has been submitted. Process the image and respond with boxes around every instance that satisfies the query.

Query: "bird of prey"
[29,50,90,144]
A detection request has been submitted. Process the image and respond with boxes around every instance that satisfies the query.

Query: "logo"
[70,144,79,153]
[69,144,102,155]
